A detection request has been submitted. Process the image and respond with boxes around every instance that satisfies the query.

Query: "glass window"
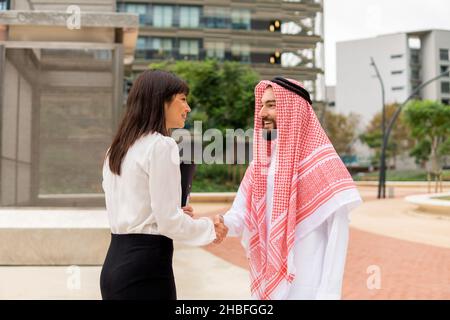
[205,42,225,60]
[440,49,449,61]
[0,0,7,10]
[231,43,250,63]
[411,69,420,79]
[154,5,173,27]
[231,9,251,30]
[392,86,404,91]
[205,7,230,29]
[151,38,173,59]
[180,6,201,28]
[441,65,449,75]
[119,3,150,25]
[179,39,200,59]
[441,81,450,94]
[390,54,403,59]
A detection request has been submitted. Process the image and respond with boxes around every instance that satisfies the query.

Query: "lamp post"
[380,70,450,193]
[370,57,387,199]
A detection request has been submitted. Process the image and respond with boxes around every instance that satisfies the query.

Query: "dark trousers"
[100,233,176,300]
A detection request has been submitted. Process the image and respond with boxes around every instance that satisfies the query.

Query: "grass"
[434,196,450,201]
[353,169,450,182]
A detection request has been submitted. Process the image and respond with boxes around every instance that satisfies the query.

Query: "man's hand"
[212,214,228,244]
[182,205,194,217]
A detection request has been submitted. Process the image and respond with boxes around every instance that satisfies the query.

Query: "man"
[218,77,362,300]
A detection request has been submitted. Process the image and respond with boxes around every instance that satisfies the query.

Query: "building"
[326,85,335,108]
[0,0,138,206]
[336,29,450,126]
[116,0,325,104]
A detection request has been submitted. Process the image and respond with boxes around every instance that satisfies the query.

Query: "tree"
[149,59,259,132]
[322,111,359,156]
[403,100,450,190]
[360,103,414,167]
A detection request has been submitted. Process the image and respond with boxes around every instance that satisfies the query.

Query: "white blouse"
[102,132,216,246]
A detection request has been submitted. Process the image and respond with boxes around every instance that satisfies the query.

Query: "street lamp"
[370,57,387,199]
[379,69,450,197]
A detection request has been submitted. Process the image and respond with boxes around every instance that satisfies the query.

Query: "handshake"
[182,206,229,244]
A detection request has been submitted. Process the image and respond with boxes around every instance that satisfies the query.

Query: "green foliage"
[353,169,450,181]
[191,164,247,192]
[403,100,450,170]
[323,111,359,156]
[360,104,414,165]
[149,59,260,132]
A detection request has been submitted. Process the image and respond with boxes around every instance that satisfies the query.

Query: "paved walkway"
[201,186,450,299]
[1,186,449,299]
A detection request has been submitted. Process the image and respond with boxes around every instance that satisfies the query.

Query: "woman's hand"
[212,214,228,244]
[182,205,194,217]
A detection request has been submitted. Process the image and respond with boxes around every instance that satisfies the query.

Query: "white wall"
[336,33,409,127]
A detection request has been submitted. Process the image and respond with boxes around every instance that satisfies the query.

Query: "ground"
[0,185,449,299]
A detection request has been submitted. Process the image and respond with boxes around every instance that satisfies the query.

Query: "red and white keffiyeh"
[240,79,358,300]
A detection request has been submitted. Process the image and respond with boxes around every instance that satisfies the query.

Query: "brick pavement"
[202,202,450,299]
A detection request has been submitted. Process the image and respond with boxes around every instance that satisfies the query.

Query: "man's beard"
[262,118,277,141]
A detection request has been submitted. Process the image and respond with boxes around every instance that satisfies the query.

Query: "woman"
[100,70,227,300]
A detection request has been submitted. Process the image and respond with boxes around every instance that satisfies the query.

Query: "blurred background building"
[116,0,325,104]
[336,29,450,126]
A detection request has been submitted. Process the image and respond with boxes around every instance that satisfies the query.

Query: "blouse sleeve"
[148,137,216,246]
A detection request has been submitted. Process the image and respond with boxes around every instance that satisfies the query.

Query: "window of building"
[441,65,449,75]
[0,0,8,10]
[442,99,450,105]
[153,38,173,51]
[410,50,420,64]
[441,81,450,94]
[231,43,250,63]
[411,69,420,79]
[408,37,421,49]
[231,9,251,30]
[390,54,403,59]
[391,70,403,75]
[153,5,174,27]
[440,49,449,61]
[121,3,150,26]
[205,7,230,29]
[136,37,174,60]
[136,37,149,50]
[179,6,201,28]
[179,39,200,60]
[205,42,225,60]
[392,86,404,91]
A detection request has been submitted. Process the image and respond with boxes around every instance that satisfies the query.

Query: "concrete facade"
[0,1,138,206]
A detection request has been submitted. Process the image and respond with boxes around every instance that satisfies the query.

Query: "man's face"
[259,87,277,140]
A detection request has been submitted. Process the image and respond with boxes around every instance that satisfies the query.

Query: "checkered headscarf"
[240,79,357,299]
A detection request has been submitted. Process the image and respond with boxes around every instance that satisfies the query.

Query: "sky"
[324,0,450,85]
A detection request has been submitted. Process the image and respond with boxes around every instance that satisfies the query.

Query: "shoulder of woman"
[150,134,180,165]
[153,133,177,150]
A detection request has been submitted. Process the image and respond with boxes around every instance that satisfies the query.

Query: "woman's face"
[165,93,191,129]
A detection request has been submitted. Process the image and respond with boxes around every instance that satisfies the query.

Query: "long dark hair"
[107,70,189,175]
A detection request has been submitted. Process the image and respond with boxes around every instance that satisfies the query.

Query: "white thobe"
[223,143,362,300]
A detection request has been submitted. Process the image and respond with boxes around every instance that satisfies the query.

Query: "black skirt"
[100,233,176,300]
